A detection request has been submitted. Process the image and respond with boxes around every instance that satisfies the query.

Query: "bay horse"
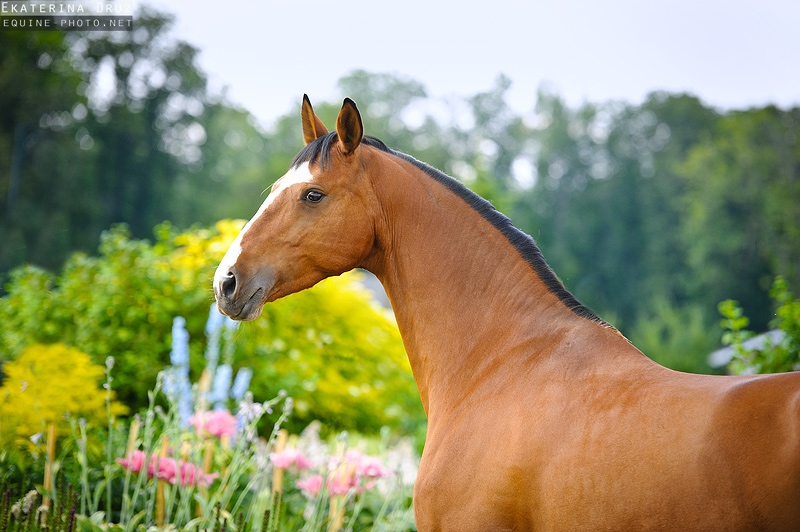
[214,96,800,531]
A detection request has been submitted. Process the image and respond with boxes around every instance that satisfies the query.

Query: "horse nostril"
[221,271,237,299]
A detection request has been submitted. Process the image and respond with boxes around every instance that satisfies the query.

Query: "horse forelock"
[289,131,612,329]
[291,133,390,171]
[291,131,336,170]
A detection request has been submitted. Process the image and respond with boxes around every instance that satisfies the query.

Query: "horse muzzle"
[213,266,272,321]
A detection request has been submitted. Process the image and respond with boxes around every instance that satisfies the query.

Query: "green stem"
[104,356,118,523]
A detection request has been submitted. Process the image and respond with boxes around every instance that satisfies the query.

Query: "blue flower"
[230,368,252,401]
[210,364,233,409]
[161,365,193,426]
[205,304,226,337]
[170,316,190,367]
[224,315,239,332]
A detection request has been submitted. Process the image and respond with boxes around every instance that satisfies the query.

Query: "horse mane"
[291,132,612,329]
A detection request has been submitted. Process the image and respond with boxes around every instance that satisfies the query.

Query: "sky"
[147,0,800,129]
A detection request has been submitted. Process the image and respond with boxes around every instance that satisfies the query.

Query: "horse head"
[213,96,376,320]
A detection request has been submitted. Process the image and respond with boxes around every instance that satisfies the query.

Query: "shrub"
[234,273,422,435]
[0,343,128,445]
[0,222,425,435]
[719,276,800,374]
[0,227,188,408]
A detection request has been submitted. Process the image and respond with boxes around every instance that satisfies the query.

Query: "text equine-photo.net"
[1,0,134,31]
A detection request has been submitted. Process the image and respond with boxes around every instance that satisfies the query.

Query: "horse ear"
[336,98,363,155]
[301,94,329,145]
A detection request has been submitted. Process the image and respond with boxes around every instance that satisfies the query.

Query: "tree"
[680,106,800,329]
[336,69,428,148]
[0,32,88,273]
[510,92,725,370]
[0,7,226,282]
[72,6,208,236]
[170,100,273,225]
[511,89,614,320]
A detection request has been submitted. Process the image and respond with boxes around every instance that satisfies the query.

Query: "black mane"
[292,132,610,327]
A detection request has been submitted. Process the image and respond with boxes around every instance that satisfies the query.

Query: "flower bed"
[0,309,419,531]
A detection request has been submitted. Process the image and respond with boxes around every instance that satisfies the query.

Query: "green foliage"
[719,276,800,374]
[0,222,424,436]
[337,70,428,149]
[0,226,189,408]
[627,298,720,374]
[511,91,723,330]
[0,32,91,274]
[0,484,78,532]
[680,108,800,329]
[718,299,752,348]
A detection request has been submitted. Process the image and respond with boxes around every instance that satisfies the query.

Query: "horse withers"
[214,95,800,531]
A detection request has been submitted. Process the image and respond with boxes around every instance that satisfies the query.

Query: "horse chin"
[216,297,265,322]
[236,300,265,321]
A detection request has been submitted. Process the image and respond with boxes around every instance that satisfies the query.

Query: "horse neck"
[360,151,620,416]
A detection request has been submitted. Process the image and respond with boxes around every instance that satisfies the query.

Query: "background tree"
[2,13,799,378]
[172,99,273,225]
[0,32,87,272]
[680,106,800,329]
[72,7,208,236]
[1,8,228,278]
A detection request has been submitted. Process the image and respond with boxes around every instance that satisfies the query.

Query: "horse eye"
[303,190,325,203]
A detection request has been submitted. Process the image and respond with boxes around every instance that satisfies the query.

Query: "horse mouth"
[216,285,267,321]
[243,287,267,320]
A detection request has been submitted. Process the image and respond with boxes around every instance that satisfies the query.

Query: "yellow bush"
[0,222,425,437]
[169,219,246,292]
[0,343,128,443]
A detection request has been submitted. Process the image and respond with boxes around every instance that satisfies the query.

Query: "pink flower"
[356,455,392,479]
[177,461,219,488]
[148,456,177,483]
[327,461,359,495]
[291,451,394,497]
[116,450,147,473]
[296,474,324,495]
[117,450,216,488]
[326,450,393,494]
[191,410,238,439]
[343,449,363,464]
[269,448,313,470]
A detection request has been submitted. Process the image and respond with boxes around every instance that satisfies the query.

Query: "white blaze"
[215,162,314,281]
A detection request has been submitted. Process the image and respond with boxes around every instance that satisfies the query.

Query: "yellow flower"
[0,343,128,443]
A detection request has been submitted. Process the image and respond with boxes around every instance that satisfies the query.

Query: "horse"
[214,95,800,531]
